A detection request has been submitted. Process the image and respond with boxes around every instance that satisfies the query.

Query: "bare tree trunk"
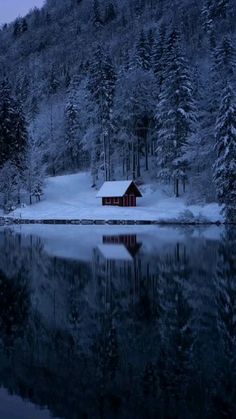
[176,178,179,198]
[107,130,111,181]
[132,137,136,180]
[17,185,21,205]
[137,137,141,178]
[151,138,155,156]
[145,138,149,171]
[183,169,186,193]
[102,131,108,181]
[175,243,180,262]
[50,102,56,176]
[126,146,130,177]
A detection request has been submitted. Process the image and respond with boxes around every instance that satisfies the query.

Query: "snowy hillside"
[0,1,235,221]
[9,172,222,223]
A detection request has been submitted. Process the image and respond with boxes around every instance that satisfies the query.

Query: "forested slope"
[0,0,236,219]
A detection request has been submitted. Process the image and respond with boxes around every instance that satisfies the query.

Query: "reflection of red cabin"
[97,180,142,207]
[101,234,142,259]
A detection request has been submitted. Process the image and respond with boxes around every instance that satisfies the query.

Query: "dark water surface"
[0,225,235,419]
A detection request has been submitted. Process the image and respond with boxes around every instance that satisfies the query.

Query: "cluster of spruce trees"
[0,0,235,219]
[0,79,44,212]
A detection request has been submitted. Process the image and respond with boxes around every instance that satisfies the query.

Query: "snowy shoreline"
[0,217,225,226]
[0,173,224,225]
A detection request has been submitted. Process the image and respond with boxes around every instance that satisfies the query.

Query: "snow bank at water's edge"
[3,172,223,223]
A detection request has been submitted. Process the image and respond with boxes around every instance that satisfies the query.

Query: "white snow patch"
[98,244,133,261]
[0,388,59,419]
[8,172,222,223]
[97,180,137,197]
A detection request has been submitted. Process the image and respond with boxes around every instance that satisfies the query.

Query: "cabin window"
[113,198,119,204]
[106,198,111,204]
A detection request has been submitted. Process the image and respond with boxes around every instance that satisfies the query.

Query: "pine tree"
[202,0,230,31]
[21,19,28,33]
[155,31,196,196]
[201,0,230,48]
[213,83,236,222]
[92,0,103,28]
[135,30,151,71]
[14,102,28,170]
[13,20,21,38]
[88,46,116,181]
[13,18,28,38]
[0,79,27,169]
[15,74,30,104]
[135,0,146,17]
[195,46,222,203]
[64,76,82,169]
[209,0,230,19]
[23,138,45,205]
[28,95,39,122]
[214,36,236,86]
[147,28,154,57]
[153,24,166,93]
[104,2,116,24]
[0,161,20,211]
[48,66,60,95]
[114,68,156,179]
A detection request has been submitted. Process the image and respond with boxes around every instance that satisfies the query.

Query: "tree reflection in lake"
[0,226,235,419]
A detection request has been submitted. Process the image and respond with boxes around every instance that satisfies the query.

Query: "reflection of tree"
[66,260,91,338]
[157,244,194,416]
[95,317,119,381]
[216,229,236,359]
[0,229,236,418]
[213,228,236,418]
[0,270,30,350]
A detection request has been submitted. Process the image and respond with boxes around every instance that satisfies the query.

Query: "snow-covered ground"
[7,172,222,223]
[0,388,59,419]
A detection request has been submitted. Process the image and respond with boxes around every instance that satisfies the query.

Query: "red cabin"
[97,180,142,207]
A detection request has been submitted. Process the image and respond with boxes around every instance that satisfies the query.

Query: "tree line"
[0,0,235,220]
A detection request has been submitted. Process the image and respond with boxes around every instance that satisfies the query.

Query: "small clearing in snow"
[8,172,222,223]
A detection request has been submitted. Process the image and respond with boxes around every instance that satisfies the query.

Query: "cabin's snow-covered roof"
[97,244,133,261]
[97,180,133,198]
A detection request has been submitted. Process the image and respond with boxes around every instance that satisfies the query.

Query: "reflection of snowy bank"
[98,244,134,261]
[7,224,224,263]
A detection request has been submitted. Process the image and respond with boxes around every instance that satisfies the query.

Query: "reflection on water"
[101,234,142,259]
[0,226,236,419]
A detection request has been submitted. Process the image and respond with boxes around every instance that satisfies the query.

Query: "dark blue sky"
[0,0,45,24]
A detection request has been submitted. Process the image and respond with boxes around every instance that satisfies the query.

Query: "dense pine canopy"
[0,0,235,218]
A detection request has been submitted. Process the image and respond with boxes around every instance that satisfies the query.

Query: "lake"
[0,225,235,419]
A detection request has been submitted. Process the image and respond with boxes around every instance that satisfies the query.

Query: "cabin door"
[129,195,135,206]
[123,195,128,206]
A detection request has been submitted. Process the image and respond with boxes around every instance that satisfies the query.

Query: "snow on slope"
[0,388,59,419]
[9,172,222,222]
